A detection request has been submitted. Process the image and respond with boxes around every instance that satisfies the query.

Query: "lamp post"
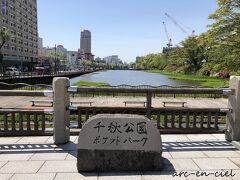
[21,57,23,73]
[54,44,57,74]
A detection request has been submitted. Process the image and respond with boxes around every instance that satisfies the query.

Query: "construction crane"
[165,13,195,37]
[163,21,173,48]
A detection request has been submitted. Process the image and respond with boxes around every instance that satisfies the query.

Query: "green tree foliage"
[48,50,67,65]
[0,28,11,74]
[163,37,207,73]
[135,53,167,70]
[207,0,240,72]
[164,47,188,73]
[181,37,206,73]
[0,28,10,51]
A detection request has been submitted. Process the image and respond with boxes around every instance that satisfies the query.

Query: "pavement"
[0,96,227,109]
[0,134,240,180]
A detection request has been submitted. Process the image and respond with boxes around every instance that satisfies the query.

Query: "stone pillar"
[146,92,152,119]
[226,76,240,141]
[53,77,70,144]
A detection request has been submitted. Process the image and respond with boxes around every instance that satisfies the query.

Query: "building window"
[18,25,22,30]
[2,18,8,23]
[1,0,7,16]
[10,21,16,27]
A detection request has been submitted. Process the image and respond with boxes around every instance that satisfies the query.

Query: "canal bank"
[144,70,229,88]
[0,70,229,88]
[0,70,100,85]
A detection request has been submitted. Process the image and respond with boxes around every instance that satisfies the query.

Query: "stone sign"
[77,114,163,172]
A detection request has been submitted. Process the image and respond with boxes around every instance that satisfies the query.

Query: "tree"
[180,36,206,73]
[81,60,92,71]
[47,50,67,71]
[207,0,240,72]
[0,28,11,74]
[134,53,167,70]
[164,47,188,72]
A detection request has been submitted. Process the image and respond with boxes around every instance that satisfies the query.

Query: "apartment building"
[0,0,38,70]
[104,55,123,65]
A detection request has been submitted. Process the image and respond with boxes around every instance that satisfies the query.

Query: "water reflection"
[70,70,200,87]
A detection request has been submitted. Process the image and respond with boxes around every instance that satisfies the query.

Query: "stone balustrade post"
[53,77,70,144]
[226,76,240,141]
[146,92,152,119]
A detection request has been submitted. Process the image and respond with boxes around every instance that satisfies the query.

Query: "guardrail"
[0,107,227,136]
[0,109,53,136]
[69,86,233,94]
[70,106,227,134]
[0,90,52,96]
[0,69,100,85]
[0,82,52,90]
[0,69,100,80]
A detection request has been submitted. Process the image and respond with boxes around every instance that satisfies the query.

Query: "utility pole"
[54,44,57,74]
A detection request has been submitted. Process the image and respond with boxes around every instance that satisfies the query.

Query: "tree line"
[133,0,240,77]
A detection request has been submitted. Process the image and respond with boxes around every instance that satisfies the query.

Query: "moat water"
[70,70,200,87]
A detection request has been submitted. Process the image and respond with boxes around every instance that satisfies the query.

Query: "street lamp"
[54,44,56,74]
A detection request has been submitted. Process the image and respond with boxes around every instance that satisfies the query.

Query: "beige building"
[38,47,47,58]
[78,30,94,61]
[80,30,91,54]
[0,0,38,70]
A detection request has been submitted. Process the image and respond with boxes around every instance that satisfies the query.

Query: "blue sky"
[37,0,218,62]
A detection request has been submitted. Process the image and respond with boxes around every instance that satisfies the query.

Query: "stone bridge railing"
[0,76,239,144]
[70,106,227,133]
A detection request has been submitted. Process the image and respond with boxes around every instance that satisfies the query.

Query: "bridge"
[0,77,237,140]
[1,77,240,178]
[0,69,99,85]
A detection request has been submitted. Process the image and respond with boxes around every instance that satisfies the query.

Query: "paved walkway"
[0,96,227,109]
[0,134,240,179]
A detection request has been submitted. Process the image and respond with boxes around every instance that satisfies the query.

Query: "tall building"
[0,0,38,70]
[37,37,46,58]
[78,30,94,61]
[80,30,91,53]
[38,37,43,48]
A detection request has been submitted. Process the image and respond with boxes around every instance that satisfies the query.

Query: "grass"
[72,80,109,87]
[145,70,229,88]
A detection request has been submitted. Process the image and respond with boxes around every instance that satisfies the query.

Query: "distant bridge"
[0,70,99,85]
